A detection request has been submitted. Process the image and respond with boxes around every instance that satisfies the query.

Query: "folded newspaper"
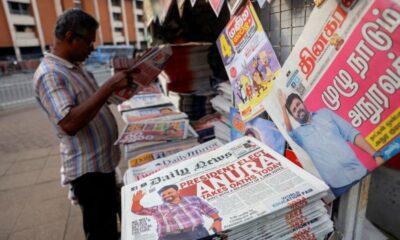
[117,93,172,112]
[124,139,223,184]
[121,137,332,240]
[121,105,187,124]
[112,45,172,102]
[116,119,189,145]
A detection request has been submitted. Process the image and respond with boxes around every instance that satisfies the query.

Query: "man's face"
[289,98,309,124]
[161,188,179,203]
[71,29,96,62]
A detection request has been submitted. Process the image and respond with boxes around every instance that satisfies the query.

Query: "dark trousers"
[70,172,120,240]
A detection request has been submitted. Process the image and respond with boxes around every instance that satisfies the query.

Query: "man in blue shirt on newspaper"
[279,90,384,197]
[34,9,138,240]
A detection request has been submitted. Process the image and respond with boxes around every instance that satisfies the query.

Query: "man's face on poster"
[288,98,309,124]
[161,188,179,203]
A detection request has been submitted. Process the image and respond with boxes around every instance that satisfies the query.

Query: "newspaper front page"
[262,0,400,199]
[121,137,329,240]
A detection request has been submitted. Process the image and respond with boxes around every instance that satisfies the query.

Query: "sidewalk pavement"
[0,104,127,240]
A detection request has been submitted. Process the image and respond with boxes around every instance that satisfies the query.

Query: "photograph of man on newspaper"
[278,90,385,197]
[131,184,223,240]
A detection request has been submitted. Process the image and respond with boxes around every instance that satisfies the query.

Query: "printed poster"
[217,1,281,122]
[262,0,400,199]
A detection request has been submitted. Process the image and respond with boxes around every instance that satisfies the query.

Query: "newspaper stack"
[168,90,216,121]
[121,137,333,240]
[116,93,201,167]
[123,139,223,185]
[210,81,234,143]
[163,42,213,93]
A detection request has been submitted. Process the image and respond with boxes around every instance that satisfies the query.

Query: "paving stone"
[17,148,51,162]
[44,154,62,168]
[30,180,67,202]
[36,166,60,184]
[6,158,46,175]
[0,170,41,191]
[0,187,32,238]
[8,219,66,240]
[14,197,70,231]
[64,215,85,240]
[0,162,12,176]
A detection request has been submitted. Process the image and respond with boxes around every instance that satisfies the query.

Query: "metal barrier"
[0,67,112,111]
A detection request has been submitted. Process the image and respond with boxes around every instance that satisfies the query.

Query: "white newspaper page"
[121,137,329,240]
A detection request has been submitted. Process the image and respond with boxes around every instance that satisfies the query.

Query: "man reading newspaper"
[131,184,223,240]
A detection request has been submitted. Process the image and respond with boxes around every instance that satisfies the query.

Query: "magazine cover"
[121,137,329,240]
[113,45,173,101]
[230,107,285,155]
[216,1,281,122]
[117,93,172,112]
[124,139,223,184]
[116,120,188,145]
[262,0,400,199]
[121,105,187,123]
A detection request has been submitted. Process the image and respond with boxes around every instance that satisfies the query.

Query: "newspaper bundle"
[262,0,400,200]
[121,137,332,240]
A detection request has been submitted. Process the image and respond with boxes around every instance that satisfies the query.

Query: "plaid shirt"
[33,53,120,185]
[136,196,218,237]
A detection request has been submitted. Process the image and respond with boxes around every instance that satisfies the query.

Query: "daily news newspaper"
[216,1,281,122]
[112,45,172,102]
[262,0,400,200]
[124,139,223,184]
[121,137,329,240]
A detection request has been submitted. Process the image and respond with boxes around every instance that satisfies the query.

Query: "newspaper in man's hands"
[112,45,172,102]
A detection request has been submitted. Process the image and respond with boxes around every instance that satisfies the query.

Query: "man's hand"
[131,190,145,213]
[132,190,145,203]
[278,89,286,108]
[108,68,140,91]
[210,219,222,233]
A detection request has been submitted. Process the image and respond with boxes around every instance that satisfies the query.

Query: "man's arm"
[278,89,293,132]
[59,70,136,135]
[208,212,222,232]
[131,190,145,213]
[354,135,385,165]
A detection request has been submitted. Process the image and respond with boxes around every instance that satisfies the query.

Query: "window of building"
[14,25,35,32]
[111,0,120,7]
[113,13,122,21]
[74,0,82,9]
[8,2,30,15]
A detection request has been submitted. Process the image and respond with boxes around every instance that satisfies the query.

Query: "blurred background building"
[0,0,150,61]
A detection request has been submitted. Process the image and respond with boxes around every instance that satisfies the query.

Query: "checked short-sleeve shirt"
[33,53,120,185]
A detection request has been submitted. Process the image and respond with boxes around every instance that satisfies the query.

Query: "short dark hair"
[157,184,179,195]
[54,8,98,40]
[285,93,303,115]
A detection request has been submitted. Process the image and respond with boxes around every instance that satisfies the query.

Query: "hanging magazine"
[216,1,281,122]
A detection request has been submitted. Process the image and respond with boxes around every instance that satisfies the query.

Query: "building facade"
[0,0,149,61]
